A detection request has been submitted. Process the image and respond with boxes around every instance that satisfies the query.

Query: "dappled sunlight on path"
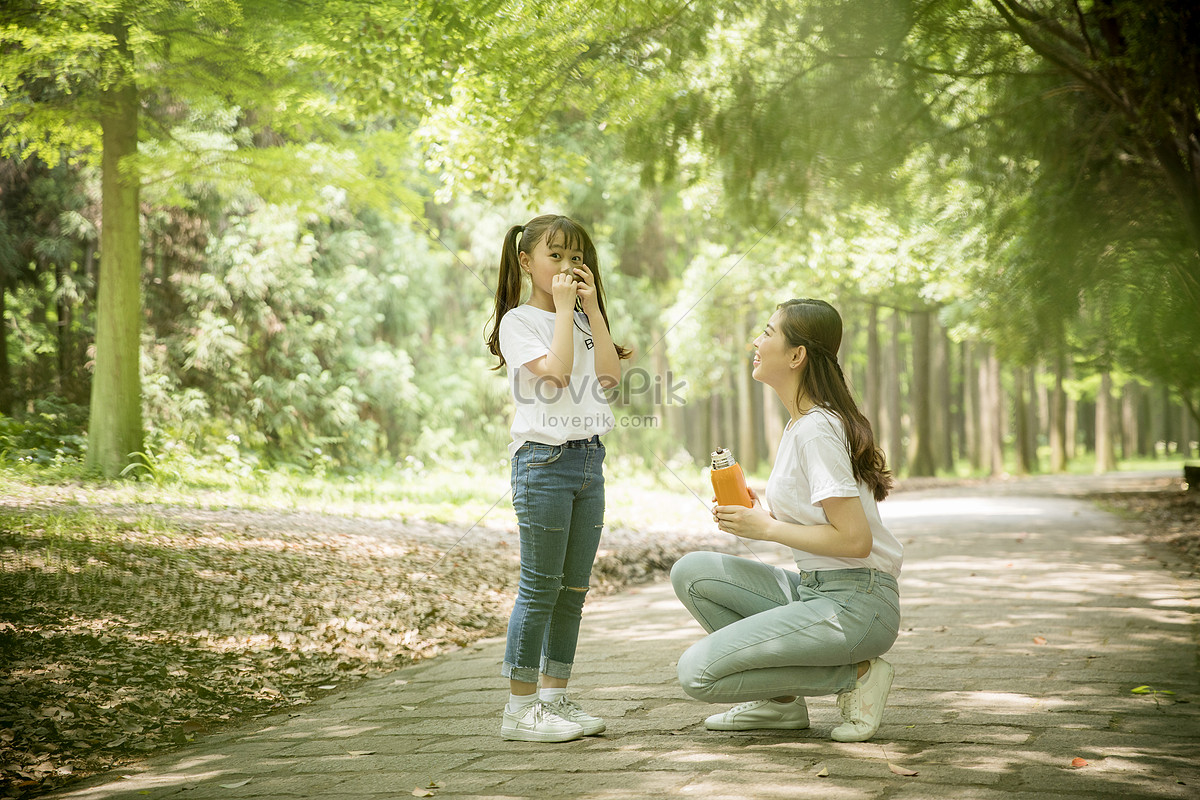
[44,474,1200,800]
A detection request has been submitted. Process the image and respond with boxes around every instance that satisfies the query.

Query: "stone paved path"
[48,474,1200,800]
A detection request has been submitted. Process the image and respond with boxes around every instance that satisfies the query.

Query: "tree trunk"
[1120,381,1139,461]
[651,324,682,454]
[979,345,1004,475]
[722,379,736,458]
[762,378,784,466]
[1137,387,1154,457]
[692,396,712,466]
[1033,364,1047,466]
[1095,371,1117,473]
[1182,390,1200,437]
[1181,397,1196,458]
[737,314,758,472]
[1014,367,1035,474]
[989,352,1005,475]
[704,395,716,461]
[1148,385,1165,456]
[0,276,9,416]
[1161,385,1176,456]
[885,309,904,473]
[977,345,992,474]
[954,341,967,464]
[865,303,882,442]
[908,309,935,476]
[1066,385,1078,462]
[54,260,66,395]
[753,376,769,466]
[85,30,143,478]
[1050,350,1068,472]
[932,321,953,472]
[965,342,980,470]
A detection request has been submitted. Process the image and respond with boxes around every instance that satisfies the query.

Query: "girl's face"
[751,311,804,386]
[520,233,584,303]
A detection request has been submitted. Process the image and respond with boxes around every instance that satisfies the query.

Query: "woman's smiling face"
[751,310,802,385]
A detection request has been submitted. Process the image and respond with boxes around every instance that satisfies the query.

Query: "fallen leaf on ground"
[1071,757,1089,768]
[1033,636,1047,645]
[346,750,375,756]
[412,788,436,797]
[888,763,919,776]
[816,766,829,777]
[218,778,251,788]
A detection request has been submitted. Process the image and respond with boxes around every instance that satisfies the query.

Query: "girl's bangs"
[545,218,587,252]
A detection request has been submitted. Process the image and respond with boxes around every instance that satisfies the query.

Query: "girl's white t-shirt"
[764,407,903,577]
[498,304,615,457]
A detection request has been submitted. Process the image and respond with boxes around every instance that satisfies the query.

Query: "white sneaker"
[704,698,810,731]
[545,696,606,735]
[501,701,585,742]
[831,657,895,742]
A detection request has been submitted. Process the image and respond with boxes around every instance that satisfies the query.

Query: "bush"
[0,397,88,465]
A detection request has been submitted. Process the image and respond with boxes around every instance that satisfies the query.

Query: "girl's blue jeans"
[671,551,900,701]
[503,436,605,683]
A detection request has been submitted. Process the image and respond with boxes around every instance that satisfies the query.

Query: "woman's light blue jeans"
[503,436,605,683]
[671,551,900,702]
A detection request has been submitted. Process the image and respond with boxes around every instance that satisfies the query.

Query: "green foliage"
[0,397,88,465]
[3,0,1198,480]
[138,195,499,467]
[613,0,1200,409]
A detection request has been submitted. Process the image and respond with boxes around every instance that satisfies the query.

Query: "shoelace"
[528,701,563,725]
[547,697,588,718]
[726,699,769,716]
[837,687,862,722]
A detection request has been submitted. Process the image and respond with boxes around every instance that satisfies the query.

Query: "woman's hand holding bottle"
[712,486,775,541]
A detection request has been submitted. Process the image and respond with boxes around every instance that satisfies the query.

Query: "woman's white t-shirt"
[764,407,903,577]
[498,304,615,457]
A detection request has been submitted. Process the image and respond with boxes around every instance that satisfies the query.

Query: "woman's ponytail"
[778,299,893,502]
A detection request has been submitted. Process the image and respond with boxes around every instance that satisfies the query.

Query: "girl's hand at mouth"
[551,271,579,311]
[574,264,600,314]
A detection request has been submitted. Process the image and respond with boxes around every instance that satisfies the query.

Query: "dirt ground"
[1086,475,1200,574]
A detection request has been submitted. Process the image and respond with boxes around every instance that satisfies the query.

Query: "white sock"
[507,692,538,714]
[539,688,567,703]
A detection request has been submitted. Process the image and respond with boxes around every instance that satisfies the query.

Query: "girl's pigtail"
[486,225,527,368]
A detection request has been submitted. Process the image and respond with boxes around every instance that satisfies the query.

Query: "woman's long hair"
[485,214,630,368]
[777,298,893,502]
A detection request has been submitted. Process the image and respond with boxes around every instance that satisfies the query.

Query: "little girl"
[672,298,903,742]
[485,214,629,742]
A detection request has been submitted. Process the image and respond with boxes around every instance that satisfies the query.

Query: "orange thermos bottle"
[710,448,753,507]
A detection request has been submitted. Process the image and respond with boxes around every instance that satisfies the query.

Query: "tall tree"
[0,0,496,475]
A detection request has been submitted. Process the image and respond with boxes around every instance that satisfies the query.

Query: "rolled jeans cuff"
[540,656,573,681]
[501,662,540,683]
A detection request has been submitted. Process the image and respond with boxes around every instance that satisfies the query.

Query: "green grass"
[1,448,1189,534]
